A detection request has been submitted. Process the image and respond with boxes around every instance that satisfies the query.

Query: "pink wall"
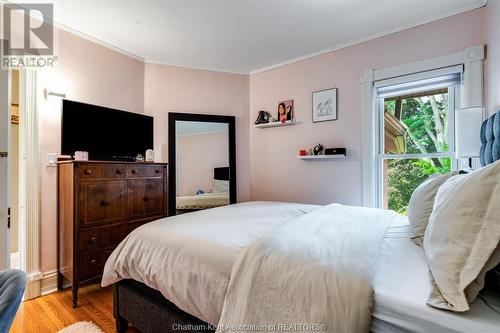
[144,64,251,201]
[249,8,486,206]
[38,28,145,272]
[486,0,500,115]
[177,131,229,196]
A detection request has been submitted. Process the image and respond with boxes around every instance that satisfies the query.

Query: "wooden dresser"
[57,161,168,307]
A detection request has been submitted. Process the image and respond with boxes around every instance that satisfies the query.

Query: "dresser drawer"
[77,164,126,179]
[78,229,102,252]
[127,165,149,177]
[78,253,103,282]
[128,179,165,219]
[78,251,112,282]
[78,181,127,226]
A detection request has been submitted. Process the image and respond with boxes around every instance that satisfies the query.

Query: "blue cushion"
[480,111,500,166]
[0,269,26,333]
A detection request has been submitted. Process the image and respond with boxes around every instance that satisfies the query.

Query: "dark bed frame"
[114,279,214,333]
[113,111,500,332]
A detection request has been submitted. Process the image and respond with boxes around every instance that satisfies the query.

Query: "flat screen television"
[61,100,154,161]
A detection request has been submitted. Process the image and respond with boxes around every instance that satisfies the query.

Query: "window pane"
[383,89,450,155]
[382,158,451,215]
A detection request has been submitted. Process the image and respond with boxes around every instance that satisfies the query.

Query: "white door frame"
[19,70,42,299]
[360,44,485,207]
[0,69,12,270]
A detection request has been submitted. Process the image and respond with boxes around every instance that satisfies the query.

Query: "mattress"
[102,201,320,325]
[371,216,500,333]
[176,192,230,210]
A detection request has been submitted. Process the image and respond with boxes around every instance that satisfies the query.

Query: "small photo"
[312,88,337,123]
[277,100,294,122]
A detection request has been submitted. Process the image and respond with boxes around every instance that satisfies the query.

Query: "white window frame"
[360,45,485,207]
[374,86,459,208]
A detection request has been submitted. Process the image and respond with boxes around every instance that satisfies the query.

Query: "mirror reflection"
[175,121,230,214]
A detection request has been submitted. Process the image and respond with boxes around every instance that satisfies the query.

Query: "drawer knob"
[90,259,97,265]
[131,169,138,174]
[89,236,98,244]
[100,200,110,206]
[143,197,150,202]
[84,169,93,175]
[116,169,123,175]
[155,169,161,174]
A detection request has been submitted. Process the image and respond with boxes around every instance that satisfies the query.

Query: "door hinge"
[0,152,7,158]
[7,207,11,229]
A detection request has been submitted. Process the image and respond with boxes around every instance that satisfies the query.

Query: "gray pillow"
[408,171,459,246]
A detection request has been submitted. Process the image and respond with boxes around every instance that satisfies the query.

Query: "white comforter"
[217,204,397,333]
[101,201,319,325]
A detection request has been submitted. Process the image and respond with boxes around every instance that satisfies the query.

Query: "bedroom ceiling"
[7,0,487,74]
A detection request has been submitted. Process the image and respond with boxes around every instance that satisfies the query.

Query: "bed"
[103,111,500,332]
[176,167,230,213]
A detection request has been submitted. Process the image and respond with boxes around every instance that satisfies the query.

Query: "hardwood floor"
[11,284,140,333]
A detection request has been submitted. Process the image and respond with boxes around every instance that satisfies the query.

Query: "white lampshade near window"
[455,107,484,167]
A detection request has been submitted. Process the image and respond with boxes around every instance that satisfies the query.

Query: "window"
[375,67,461,214]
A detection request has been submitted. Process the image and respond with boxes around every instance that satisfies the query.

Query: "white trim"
[0,68,11,270]
[145,60,249,76]
[373,45,483,82]
[360,69,376,207]
[379,153,453,159]
[41,269,58,296]
[461,60,484,108]
[19,70,41,300]
[360,45,484,207]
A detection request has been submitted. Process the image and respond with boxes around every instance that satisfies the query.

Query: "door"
[0,70,11,270]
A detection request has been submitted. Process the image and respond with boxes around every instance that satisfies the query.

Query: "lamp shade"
[455,107,483,158]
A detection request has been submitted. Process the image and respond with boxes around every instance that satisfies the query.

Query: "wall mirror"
[168,113,236,215]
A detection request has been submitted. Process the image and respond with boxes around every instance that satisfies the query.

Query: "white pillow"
[423,160,500,312]
[408,172,458,246]
[213,179,229,193]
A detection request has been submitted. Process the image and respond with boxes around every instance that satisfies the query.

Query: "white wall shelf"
[254,120,300,128]
[297,155,347,160]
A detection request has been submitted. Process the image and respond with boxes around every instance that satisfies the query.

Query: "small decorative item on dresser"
[299,149,308,156]
[145,149,155,162]
[313,143,324,155]
[135,154,145,162]
[312,88,337,123]
[74,151,89,161]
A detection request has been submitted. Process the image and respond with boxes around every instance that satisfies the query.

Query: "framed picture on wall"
[312,88,337,123]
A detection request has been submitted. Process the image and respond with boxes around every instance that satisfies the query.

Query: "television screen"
[61,100,154,161]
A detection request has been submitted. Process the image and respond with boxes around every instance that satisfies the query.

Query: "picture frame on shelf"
[277,100,294,123]
[312,88,337,123]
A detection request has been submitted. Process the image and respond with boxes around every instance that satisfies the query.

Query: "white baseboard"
[41,269,58,296]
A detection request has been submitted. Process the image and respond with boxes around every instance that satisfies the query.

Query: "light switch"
[47,153,57,166]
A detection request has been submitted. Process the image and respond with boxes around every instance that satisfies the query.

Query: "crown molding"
[145,60,248,76]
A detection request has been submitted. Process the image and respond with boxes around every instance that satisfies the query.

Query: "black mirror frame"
[168,112,237,216]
